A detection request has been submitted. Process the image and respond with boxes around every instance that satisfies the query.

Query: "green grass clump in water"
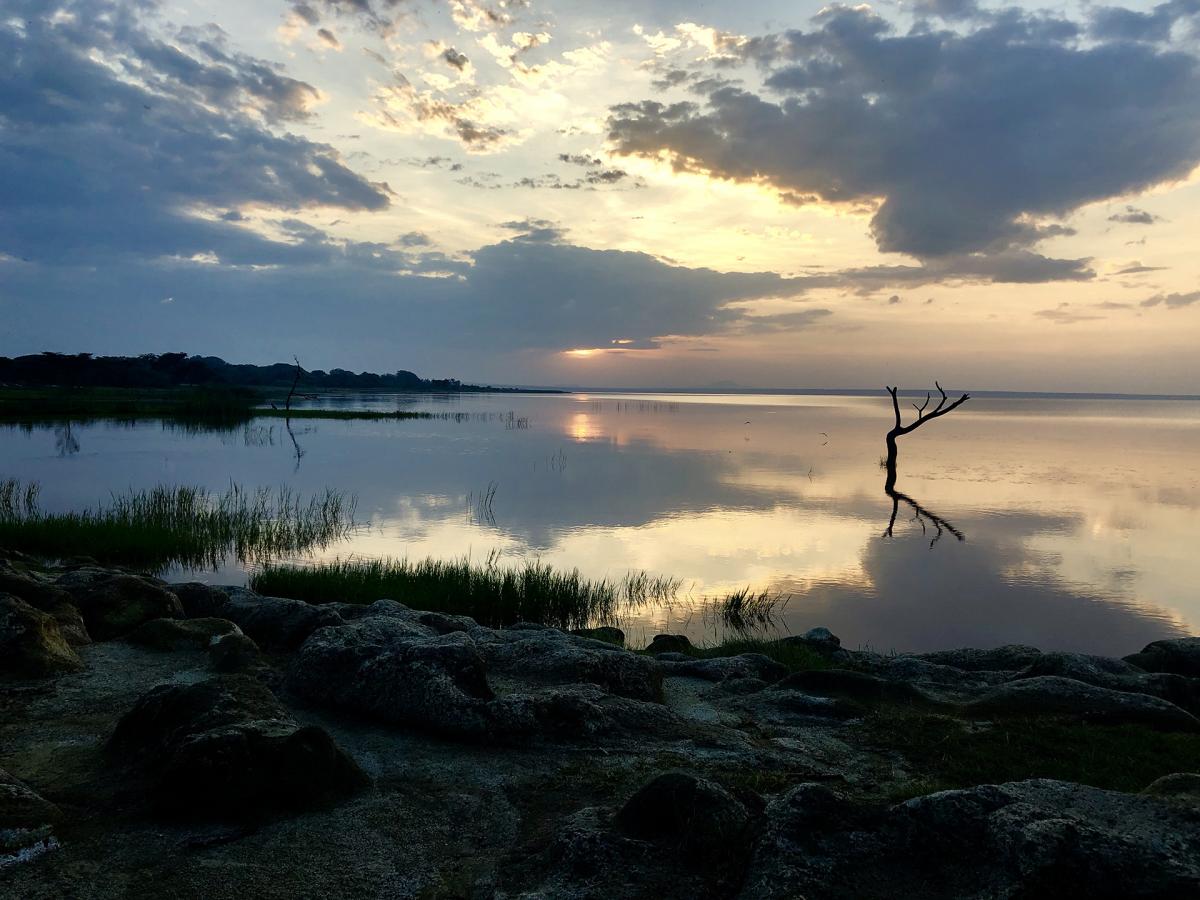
[0,479,356,571]
[862,710,1200,798]
[251,554,682,631]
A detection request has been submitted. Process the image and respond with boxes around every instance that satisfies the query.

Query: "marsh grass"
[0,478,356,570]
[251,553,683,630]
[718,587,790,632]
[861,710,1200,799]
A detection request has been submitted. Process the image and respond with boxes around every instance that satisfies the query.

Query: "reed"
[251,552,682,630]
[0,479,356,570]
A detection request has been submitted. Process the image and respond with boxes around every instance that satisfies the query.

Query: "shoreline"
[3,554,1199,896]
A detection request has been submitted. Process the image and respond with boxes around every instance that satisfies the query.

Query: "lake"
[3,391,1198,655]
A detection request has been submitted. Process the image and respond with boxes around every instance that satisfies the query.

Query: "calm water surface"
[4,392,1198,654]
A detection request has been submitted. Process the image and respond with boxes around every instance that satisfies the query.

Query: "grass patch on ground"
[0,479,356,570]
[860,710,1200,798]
[251,555,683,631]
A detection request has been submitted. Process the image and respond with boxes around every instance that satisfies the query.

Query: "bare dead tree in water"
[285,356,304,414]
[884,486,964,548]
[884,381,970,493]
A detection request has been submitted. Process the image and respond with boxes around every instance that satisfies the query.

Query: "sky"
[1,0,1199,392]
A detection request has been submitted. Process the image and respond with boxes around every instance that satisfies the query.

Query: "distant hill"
[0,352,523,393]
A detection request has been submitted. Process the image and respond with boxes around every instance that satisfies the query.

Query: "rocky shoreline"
[2,554,1199,898]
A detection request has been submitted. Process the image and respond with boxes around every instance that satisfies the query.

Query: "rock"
[917,645,1044,672]
[613,772,751,856]
[169,582,232,619]
[0,594,83,678]
[742,779,1200,899]
[66,575,183,640]
[475,628,663,702]
[288,619,495,737]
[1125,637,1200,678]
[644,633,693,655]
[1015,650,1200,716]
[158,721,368,817]
[0,767,62,829]
[965,676,1200,732]
[107,675,364,819]
[800,626,841,650]
[775,668,929,704]
[1142,773,1200,801]
[215,586,344,650]
[658,652,788,684]
[125,617,241,652]
[0,569,89,645]
[108,675,289,758]
[208,631,264,673]
[770,632,853,665]
[570,626,625,647]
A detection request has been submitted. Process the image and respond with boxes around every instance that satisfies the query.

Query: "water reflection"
[1,392,1197,654]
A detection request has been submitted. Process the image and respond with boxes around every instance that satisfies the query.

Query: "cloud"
[1140,290,1200,308]
[0,0,389,271]
[1034,303,1105,324]
[317,28,341,50]
[1114,261,1166,274]
[607,6,1200,265]
[1108,205,1163,225]
[1090,0,1200,43]
[441,47,470,71]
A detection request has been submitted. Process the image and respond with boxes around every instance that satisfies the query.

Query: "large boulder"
[570,626,625,647]
[613,772,751,856]
[917,645,1044,672]
[169,581,233,618]
[0,568,89,645]
[107,675,365,819]
[658,653,788,684]
[774,668,930,704]
[65,575,183,640]
[214,586,343,650]
[0,767,62,830]
[741,779,1200,899]
[208,631,265,673]
[0,767,62,862]
[1015,651,1200,716]
[1125,637,1200,678]
[287,619,495,737]
[965,676,1200,732]
[644,633,693,655]
[0,594,82,678]
[475,628,663,702]
[125,617,241,652]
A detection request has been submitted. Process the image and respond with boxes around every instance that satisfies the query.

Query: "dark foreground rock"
[125,617,241,652]
[107,675,366,818]
[0,567,90,645]
[62,575,183,640]
[742,779,1200,899]
[209,586,344,650]
[965,675,1200,731]
[1126,637,1200,677]
[614,772,751,855]
[0,594,83,678]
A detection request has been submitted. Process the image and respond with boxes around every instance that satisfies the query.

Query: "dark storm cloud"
[607,5,1200,263]
[1090,0,1200,43]
[0,0,389,268]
